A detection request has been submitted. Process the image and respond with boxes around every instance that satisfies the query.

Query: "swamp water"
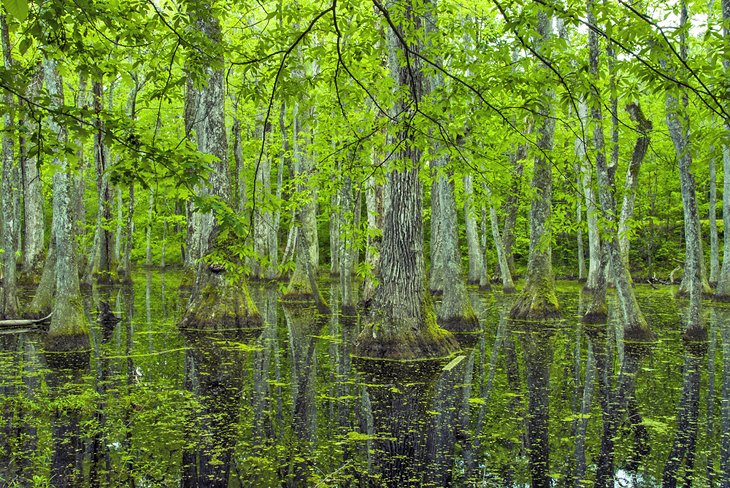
[0,270,729,487]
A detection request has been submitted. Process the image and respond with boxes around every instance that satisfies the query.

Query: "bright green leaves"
[3,0,28,21]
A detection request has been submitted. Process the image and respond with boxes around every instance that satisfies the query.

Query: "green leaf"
[3,0,28,21]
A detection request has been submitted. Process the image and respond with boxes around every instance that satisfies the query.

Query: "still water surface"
[0,271,728,487]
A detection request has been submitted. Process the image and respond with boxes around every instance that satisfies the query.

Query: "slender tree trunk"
[145,189,154,267]
[20,67,44,279]
[43,58,89,351]
[665,2,706,340]
[0,14,18,318]
[463,175,483,286]
[355,0,458,359]
[361,151,384,307]
[510,9,559,320]
[618,103,652,275]
[710,155,719,285]
[574,159,585,282]
[576,101,601,293]
[485,182,515,293]
[283,104,323,302]
[716,0,730,298]
[502,141,526,277]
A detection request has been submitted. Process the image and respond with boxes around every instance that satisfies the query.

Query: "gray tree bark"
[179,0,260,329]
[355,0,459,359]
[665,1,706,340]
[576,101,601,293]
[485,182,515,293]
[20,67,44,279]
[715,0,730,299]
[618,103,652,275]
[586,0,653,341]
[361,152,384,307]
[510,9,560,320]
[463,175,483,286]
[0,14,18,318]
[43,58,90,351]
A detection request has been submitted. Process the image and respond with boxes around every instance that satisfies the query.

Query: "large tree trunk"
[355,0,459,359]
[43,58,90,352]
[510,9,559,320]
[361,151,384,307]
[586,0,653,341]
[0,14,18,318]
[179,1,260,330]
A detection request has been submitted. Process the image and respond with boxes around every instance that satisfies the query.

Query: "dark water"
[1,271,729,487]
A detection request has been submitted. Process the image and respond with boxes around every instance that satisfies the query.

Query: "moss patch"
[509,278,561,320]
[179,272,262,330]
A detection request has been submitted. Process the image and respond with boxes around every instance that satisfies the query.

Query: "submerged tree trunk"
[510,9,559,320]
[666,2,707,341]
[431,154,478,331]
[283,104,323,303]
[179,0,260,330]
[0,14,18,318]
[586,0,653,341]
[43,58,90,352]
[355,0,459,359]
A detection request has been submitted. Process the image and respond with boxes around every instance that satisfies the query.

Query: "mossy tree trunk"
[0,14,18,319]
[618,102,651,276]
[509,9,559,320]
[355,0,459,359]
[283,103,323,303]
[361,154,384,307]
[90,80,117,284]
[586,0,653,342]
[43,58,90,352]
[179,0,261,330]
[666,2,707,341]
[501,138,526,278]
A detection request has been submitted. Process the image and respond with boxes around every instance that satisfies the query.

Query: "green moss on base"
[179,272,262,330]
[438,309,480,333]
[355,295,460,360]
[46,295,90,354]
[509,278,560,320]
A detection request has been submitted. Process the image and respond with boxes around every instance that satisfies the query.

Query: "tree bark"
[355,0,459,359]
[576,101,601,293]
[43,58,90,352]
[179,0,261,330]
[463,175,483,286]
[619,103,652,276]
[586,0,653,341]
[485,182,515,293]
[510,9,560,320]
[20,67,44,279]
[0,14,18,318]
[716,0,730,298]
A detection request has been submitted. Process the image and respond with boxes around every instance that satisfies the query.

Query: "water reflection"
[1,275,730,486]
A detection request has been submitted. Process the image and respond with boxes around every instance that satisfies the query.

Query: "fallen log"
[0,313,52,329]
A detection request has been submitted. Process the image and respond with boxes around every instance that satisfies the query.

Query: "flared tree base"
[438,312,480,333]
[682,325,708,343]
[179,271,262,330]
[354,320,460,360]
[46,296,91,359]
[624,323,657,342]
[502,285,517,294]
[510,283,560,320]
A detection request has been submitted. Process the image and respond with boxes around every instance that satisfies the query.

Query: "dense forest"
[0,0,729,485]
